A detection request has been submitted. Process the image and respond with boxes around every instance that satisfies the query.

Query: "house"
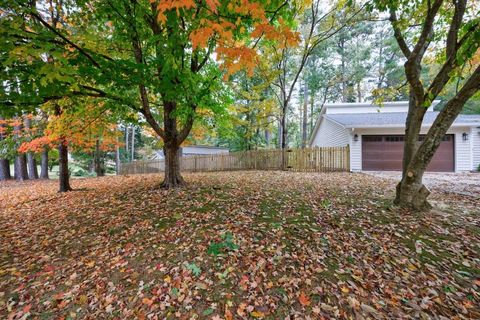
[153,145,229,159]
[309,101,480,172]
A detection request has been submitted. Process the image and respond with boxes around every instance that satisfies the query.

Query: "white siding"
[349,133,361,171]
[473,127,480,171]
[311,117,349,147]
[453,129,471,171]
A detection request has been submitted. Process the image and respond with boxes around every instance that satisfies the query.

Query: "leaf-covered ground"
[1,172,479,319]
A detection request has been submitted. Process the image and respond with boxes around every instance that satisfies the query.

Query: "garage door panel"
[362,135,454,172]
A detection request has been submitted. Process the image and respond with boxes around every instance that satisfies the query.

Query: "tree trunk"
[125,126,129,161]
[115,145,120,175]
[159,100,189,188]
[27,153,39,179]
[395,169,431,210]
[0,159,11,181]
[0,116,11,180]
[309,94,315,133]
[15,154,29,181]
[24,117,39,179]
[94,139,105,177]
[131,126,135,161]
[395,67,480,210]
[281,105,288,150]
[280,104,288,170]
[161,143,184,188]
[302,80,308,148]
[340,37,347,103]
[264,127,270,146]
[394,91,429,209]
[357,82,362,102]
[13,120,29,181]
[58,140,71,192]
[40,147,49,179]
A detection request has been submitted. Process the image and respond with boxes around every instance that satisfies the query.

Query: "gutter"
[343,123,480,129]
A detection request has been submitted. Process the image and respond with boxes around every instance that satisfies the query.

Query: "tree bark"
[280,104,288,170]
[131,126,135,161]
[24,117,39,179]
[161,143,184,188]
[158,100,188,188]
[15,154,29,181]
[302,80,308,148]
[58,140,71,192]
[27,153,39,179]
[13,120,29,181]
[0,159,10,181]
[40,147,49,179]
[53,104,71,192]
[94,139,105,177]
[0,116,11,181]
[115,144,120,175]
[125,126,129,161]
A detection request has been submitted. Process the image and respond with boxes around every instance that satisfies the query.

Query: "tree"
[19,98,120,190]
[372,0,480,209]
[12,118,29,181]
[262,0,363,157]
[24,115,39,179]
[1,0,297,188]
[0,116,12,180]
[225,62,279,151]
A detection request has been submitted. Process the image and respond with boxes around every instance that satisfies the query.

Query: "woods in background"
[1,0,479,208]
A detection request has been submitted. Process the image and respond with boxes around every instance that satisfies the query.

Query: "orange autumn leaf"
[142,297,154,306]
[205,0,220,13]
[298,292,311,306]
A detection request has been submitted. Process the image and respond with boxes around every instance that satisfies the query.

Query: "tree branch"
[389,9,411,57]
[29,10,101,68]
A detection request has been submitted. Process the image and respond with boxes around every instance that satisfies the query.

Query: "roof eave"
[346,123,480,129]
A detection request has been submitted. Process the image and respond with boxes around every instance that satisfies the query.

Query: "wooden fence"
[119,146,350,175]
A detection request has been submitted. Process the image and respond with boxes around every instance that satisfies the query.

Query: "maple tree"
[1,0,298,188]
[370,0,480,209]
[17,99,121,191]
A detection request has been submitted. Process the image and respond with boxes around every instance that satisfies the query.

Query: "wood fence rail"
[119,146,350,175]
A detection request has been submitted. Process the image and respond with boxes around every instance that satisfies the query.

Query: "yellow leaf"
[251,311,265,318]
[78,295,88,305]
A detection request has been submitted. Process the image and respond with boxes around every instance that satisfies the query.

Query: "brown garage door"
[362,135,454,172]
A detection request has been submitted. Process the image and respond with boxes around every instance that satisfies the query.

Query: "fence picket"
[119,146,350,175]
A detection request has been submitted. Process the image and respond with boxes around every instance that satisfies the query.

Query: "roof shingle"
[324,112,480,128]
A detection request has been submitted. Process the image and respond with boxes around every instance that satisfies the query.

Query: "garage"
[362,135,455,172]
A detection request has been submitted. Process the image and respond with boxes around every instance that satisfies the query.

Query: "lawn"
[0,172,479,319]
